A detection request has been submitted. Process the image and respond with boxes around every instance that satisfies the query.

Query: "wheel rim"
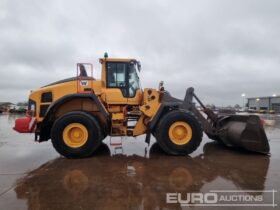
[63,123,88,148]
[168,121,192,145]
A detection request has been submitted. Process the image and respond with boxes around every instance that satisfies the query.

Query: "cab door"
[104,61,142,105]
[104,62,128,104]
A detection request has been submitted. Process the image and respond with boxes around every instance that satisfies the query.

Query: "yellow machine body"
[28,57,159,137]
[14,55,269,158]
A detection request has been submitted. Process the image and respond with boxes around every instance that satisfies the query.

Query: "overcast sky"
[0,0,279,106]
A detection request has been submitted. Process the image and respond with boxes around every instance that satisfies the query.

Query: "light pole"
[241,93,246,110]
[271,94,276,111]
[256,98,260,111]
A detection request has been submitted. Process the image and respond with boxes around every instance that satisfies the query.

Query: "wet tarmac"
[0,114,279,210]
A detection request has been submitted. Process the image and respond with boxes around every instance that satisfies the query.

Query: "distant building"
[247,96,280,113]
[0,102,15,111]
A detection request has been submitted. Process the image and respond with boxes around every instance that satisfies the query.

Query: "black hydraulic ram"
[181,87,270,154]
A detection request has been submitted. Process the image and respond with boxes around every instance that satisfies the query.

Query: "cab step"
[109,136,123,146]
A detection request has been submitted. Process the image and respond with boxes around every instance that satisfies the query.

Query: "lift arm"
[181,87,217,136]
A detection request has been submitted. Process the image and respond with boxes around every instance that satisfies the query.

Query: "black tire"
[155,110,203,155]
[51,111,102,158]
[87,112,108,141]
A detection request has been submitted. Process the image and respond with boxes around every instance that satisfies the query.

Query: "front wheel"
[51,111,102,158]
[155,110,203,155]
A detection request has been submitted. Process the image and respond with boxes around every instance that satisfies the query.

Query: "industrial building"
[247,96,280,113]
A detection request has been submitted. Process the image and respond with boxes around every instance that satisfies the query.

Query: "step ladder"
[109,136,123,146]
[109,136,124,155]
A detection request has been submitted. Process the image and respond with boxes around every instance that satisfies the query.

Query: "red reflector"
[13,117,36,133]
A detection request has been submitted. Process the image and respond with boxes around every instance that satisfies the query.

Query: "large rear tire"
[155,110,203,155]
[51,111,102,158]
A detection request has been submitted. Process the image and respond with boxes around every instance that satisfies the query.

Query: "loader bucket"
[209,115,270,154]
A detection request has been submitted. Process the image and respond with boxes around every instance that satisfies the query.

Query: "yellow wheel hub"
[63,123,88,148]
[168,121,192,145]
[169,167,193,190]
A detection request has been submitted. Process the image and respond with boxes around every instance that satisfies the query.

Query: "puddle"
[0,114,279,209]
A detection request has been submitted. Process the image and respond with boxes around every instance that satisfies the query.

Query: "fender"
[38,93,109,141]
[149,102,180,131]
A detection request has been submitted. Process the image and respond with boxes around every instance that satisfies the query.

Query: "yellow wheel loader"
[14,53,270,158]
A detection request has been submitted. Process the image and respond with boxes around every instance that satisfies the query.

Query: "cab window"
[106,61,141,98]
[128,64,140,97]
[107,63,126,88]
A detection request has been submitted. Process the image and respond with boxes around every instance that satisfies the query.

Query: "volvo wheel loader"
[14,53,270,158]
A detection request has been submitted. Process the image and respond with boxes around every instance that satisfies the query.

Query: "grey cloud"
[0,0,279,106]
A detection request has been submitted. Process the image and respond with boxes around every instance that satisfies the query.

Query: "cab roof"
[99,58,137,63]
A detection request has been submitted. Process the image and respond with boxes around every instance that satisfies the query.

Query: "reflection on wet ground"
[0,114,279,209]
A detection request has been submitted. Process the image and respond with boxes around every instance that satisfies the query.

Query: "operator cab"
[106,60,141,98]
[100,55,142,104]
